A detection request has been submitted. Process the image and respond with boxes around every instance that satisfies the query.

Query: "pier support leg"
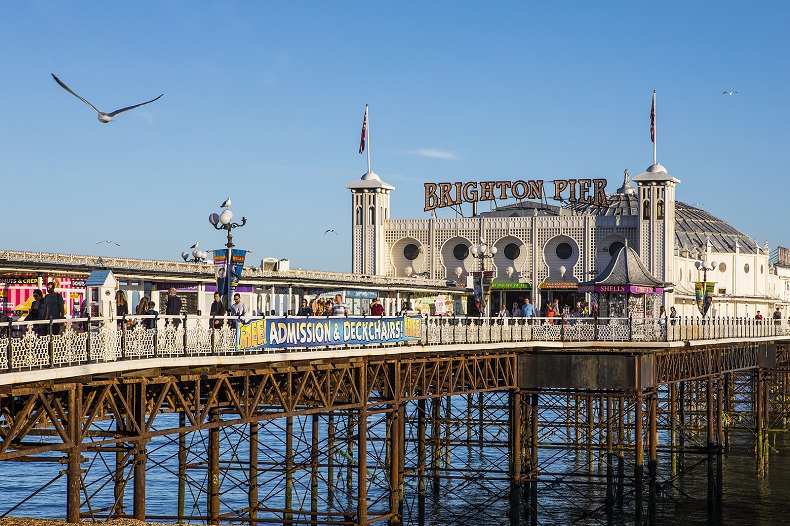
[133,383,147,521]
[605,396,614,514]
[177,412,186,523]
[208,408,220,525]
[66,385,82,524]
[285,415,294,524]
[528,393,539,526]
[417,397,427,526]
[357,366,368,525]
[509,388,524,526]
[250,421,259,523]
[431,396,441,497]
[388,362,403,526]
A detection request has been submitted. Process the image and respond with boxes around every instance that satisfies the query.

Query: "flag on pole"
[359,105,368,154]
[650,91,656,143]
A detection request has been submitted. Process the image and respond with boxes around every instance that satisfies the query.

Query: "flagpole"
[366,105,371,173]
[652,90,657,165]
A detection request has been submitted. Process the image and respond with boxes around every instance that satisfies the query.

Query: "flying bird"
[96,240,120,246]
[52,74,163,123]
[190,242,199,249]
[324,229,338,235]
[722,91,738,95]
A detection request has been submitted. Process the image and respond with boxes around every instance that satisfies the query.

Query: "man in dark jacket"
[44,281,65,334]
[166,287,183,328]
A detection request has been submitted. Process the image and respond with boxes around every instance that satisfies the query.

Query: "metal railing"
[1,314,787,374]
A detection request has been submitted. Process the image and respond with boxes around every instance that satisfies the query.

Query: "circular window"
[504,243,521,260]
[453,243,469,260]
[719,262,727,272]
[744,263,750,274]
[609,241,625,257]
[403,243,421,261]
[556,242,573,260]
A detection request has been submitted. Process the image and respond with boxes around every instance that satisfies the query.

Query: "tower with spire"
[347,171,394,275]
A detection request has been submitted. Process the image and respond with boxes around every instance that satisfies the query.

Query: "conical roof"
[581,244,666,289]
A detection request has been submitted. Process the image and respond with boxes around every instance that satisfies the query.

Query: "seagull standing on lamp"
[209,198,247,311]
[182,241,208,263]
[470,239,497,316]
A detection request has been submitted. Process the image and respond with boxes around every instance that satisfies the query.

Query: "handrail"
[0,314,787,375]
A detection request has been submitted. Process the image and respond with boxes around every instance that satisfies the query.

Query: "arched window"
[642,201,650,220]
[356,207,362,225]
[369,206,375,225]
[656,200,664,220]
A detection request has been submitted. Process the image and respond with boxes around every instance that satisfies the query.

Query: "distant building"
[349,162,788,318]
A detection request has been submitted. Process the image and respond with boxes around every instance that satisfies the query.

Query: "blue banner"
[236,316,423,351]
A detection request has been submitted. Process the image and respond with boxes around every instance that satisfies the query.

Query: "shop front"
[490,281,532,315]
[538,281,581,315]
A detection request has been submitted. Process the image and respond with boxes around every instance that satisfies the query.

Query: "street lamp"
[695,259,717,282]
[695,258,717,317]
[209,200,247,311]
[181,246,207,263]
[470,239,497,315]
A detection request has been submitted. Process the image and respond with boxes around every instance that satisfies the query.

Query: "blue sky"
[2,2,788,272]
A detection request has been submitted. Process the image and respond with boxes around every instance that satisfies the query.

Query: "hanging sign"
[695,281,715,316]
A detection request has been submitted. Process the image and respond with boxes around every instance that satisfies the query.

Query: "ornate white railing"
[1,314,788,374]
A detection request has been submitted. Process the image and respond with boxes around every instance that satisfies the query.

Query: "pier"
[1,315,788,525]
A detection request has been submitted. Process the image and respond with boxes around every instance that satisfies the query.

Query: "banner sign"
[213,249,229,296]
[236,315,423,351]
[578,284,663,294]
[231,249,247,287]
[695,281,715,316]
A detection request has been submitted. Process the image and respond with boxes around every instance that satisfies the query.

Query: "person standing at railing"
[44,281,65,335]
[669,306,678,325]
[210,292,226,328]
[773,307,782,326]
[145,302,158,329]
[658,306,667,327]
[229,293,249,329]
[25,289,45,335]
[331,294,350,316]
[166,288,183,328]
[297,298,313,316]
[522,298,535,324]
[369,298,384,317]
[755,311,763,324]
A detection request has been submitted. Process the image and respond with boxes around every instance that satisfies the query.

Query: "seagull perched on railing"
[52,74,163,123]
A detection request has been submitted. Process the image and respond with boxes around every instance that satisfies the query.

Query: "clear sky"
[2,2,788,272]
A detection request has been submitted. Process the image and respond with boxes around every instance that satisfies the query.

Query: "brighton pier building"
[348,162,790,319]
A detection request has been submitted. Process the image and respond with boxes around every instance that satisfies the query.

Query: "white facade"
[350,163,790,319]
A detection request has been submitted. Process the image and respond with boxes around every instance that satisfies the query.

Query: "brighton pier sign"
[424,179,608,212]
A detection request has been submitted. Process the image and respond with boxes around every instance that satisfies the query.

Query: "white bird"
[96,240,120,246]
[52,74,163,123]
[221,198,232,208]
[324,229,338,235]
[190,242,199,249]
[722,91,738,95]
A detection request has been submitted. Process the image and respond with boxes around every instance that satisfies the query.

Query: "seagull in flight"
[722,91,738,95]
[52,74,163,123]
[221,198,232,208]
[96,240,120,246]
[324,229,338,235]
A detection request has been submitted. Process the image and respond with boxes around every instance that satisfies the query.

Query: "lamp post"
[470,239,497,315]
[695,258,717,317]
[209,202,247,312]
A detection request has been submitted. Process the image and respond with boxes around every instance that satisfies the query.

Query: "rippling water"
[2,413,790,525]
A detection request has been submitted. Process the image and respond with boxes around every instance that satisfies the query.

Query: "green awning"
[490,282,531,290]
